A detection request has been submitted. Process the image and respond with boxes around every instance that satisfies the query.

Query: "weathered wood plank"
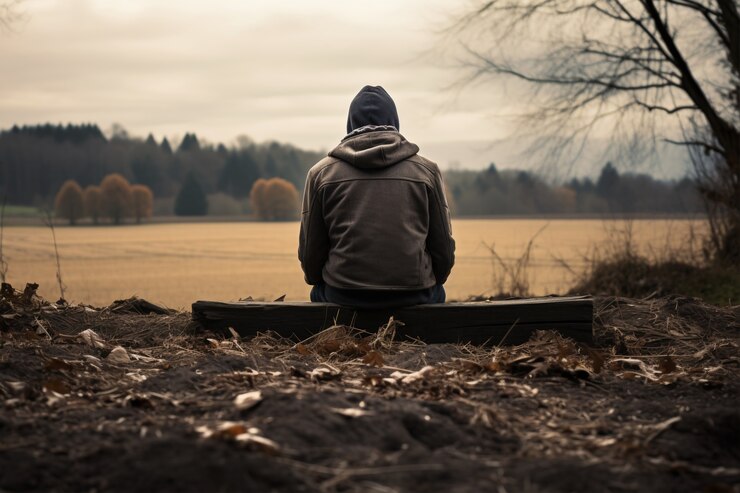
[191,296,593,345]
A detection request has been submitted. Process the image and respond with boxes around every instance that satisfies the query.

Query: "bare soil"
[1,283,738,492]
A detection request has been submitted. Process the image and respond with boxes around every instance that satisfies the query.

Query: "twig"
[43,209,66,302]
[0,195,7,283]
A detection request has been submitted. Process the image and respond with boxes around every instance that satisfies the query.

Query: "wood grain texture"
[192,296,593,345]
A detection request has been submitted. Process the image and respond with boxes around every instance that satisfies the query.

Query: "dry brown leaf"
[43,377,70,395]
[658,356,677,374]
[331,407,374,418]
[295,343,311,355]
[234,390,263,411]
[44,358,74,372]
[309,366,341,382]
[584,347,605,374]
[197,422,250,439]
[76,329,106,348]
[216,423,249,438]
[107,346,131,364]
[363,375,385,387]
[393,366,434,384]
[235,433,281,454]
[362,350,385,367]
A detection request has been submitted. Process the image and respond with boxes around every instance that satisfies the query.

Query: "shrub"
[83,185,103,224]
[101,173,133,225]
[131,184,154,223]
[250,177,299,221]
[207,193,242,216]
[54,180,85,225]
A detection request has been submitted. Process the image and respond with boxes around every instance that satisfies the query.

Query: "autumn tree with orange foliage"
[249,178,268,217]
[54,180,85,225]
[83,185,103,224]
[100,173,133,225]
[131,184,154,224]
[249,177,299,221]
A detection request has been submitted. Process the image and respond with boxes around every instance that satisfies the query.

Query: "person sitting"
[298,85,455,308]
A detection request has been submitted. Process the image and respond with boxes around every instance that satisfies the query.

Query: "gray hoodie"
[298,127,455,290]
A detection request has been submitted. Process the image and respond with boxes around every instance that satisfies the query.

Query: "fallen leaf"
[43,377,70,395]
[584,347,605,374]
[197,422,279,453]
[363,375,385,387]
[331,407,374,418]
[309,366,341,382]
[658,356,677,374]
[234,390,263,411]
[394,366,434,384]
[295,343,311,355]
[210,422,249,439]
[76,329,106,348]
[107,346,131,364]
[362,350,385,367]
[235,432,281,454]
[44,358,74,372]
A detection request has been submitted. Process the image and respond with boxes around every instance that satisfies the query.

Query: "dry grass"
[1,219,705,307]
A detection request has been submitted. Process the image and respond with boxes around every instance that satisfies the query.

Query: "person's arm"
[298,169,329,285]
[426,170,455,284]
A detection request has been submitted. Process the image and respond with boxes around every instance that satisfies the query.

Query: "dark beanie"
[346,86,400,134]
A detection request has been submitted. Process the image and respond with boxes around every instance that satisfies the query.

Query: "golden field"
[2,218,703,309]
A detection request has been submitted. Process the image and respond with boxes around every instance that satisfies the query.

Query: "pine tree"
[174,172,208,216]
[160,137,173,155]
[178,133,200,153]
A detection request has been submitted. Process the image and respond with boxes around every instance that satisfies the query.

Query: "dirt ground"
[1,283,738,492]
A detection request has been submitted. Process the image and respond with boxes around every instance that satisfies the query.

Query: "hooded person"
[298,85,455,308]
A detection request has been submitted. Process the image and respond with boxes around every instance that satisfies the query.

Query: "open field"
[2,218,705,308]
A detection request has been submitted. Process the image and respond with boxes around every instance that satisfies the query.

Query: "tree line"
[0,124,321,210]
[445,163,703,216]
[3,123,703,220]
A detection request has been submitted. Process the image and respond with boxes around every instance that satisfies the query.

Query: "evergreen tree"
[178,133,200,153]
[174,172,208,216]
[218,151,260,198]
[596,162,620,197]
[160,137,173,155]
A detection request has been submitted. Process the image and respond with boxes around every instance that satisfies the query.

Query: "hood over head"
[346,86,400,133]
[329,128,419,170]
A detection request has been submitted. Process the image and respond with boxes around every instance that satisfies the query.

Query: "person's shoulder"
[307,155,342,179]
[406,153,441,176]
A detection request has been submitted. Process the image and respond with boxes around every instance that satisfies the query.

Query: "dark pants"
[310,283,446,308]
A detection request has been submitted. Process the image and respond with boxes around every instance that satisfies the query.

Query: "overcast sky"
[0,0,690,177]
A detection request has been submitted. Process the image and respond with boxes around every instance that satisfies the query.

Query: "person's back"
[299,86,455,307]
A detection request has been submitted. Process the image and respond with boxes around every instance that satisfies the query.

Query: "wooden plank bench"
[191,296,593,345]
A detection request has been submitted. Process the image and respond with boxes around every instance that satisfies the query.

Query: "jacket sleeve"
[298,169,329,285]
[426,170,456,284]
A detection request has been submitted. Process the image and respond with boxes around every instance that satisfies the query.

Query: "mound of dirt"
[0,282,738,492]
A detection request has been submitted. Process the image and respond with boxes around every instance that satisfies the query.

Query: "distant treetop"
[160,137,173,155]
[4,123,106,144]
[178,133,200,153]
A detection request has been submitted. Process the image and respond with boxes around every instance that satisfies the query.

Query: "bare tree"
[0,0,24,31]
[449,0,739,261]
